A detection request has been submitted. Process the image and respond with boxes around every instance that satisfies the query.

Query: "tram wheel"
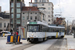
[61,36,64,39]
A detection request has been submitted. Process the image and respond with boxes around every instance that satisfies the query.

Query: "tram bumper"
[27,38,43,42]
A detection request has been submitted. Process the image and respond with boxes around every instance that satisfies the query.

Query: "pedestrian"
[10,29,13,35]
[16,31,18,35]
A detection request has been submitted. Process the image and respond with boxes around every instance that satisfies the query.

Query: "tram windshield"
[28,25,39,32]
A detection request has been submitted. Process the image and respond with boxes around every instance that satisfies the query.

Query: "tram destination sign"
[29,22,37,24]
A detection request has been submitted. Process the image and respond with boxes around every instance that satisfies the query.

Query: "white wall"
[29,2,53,24]
[0,18,9,31]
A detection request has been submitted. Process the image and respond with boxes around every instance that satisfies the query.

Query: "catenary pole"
[13,0,17,33]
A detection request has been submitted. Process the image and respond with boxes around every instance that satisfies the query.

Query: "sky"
[0,0,75,25]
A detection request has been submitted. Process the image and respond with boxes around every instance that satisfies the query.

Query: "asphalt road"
[0,37,67,50]
[11,38,67,50]
[47,38,67,50]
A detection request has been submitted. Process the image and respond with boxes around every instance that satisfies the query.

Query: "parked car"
[1,31,11,37]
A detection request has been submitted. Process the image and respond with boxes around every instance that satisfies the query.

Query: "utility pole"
[67,20,68,35]
[28,8,30,22]
[13,0,17,33]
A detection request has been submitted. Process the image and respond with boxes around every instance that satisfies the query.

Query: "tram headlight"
[32,34,33,36]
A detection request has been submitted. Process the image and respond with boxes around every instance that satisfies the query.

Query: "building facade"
[0,7,10,31]
[0,6,1,12]
[29,0,54,25]
[10,0,25,29]
[22,7,45,27]
[0,17,10,31]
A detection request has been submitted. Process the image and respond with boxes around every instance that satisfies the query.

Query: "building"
[29,0,54,25]
[10,0,25,29]
[0,12,10,19]
[0,6,10,32]
[22,7,45,27]
[0,17,10,31]
[0,12,10,31]
[53,17,66,26]
[0,6,1,12]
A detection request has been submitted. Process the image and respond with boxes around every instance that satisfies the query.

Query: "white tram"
[27,21,65,42]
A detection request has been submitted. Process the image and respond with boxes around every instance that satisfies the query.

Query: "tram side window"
[61,29,65,32]
[55,28,60,32]
[41,25,48,32]
[28,25,39,32]
[49,28,54,32]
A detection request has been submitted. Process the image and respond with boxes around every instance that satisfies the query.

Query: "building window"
[0,23,2,28]
[33,4,37,7]
[11,3,14,7]
[35,0,37,2]
[35,16,37,19]
[16,19,20,24]
[16,14,20,18]
[31,13,32,14]
[11,8,14,13]
[27,17,29,20]
[11,19,13,24]
[49,3,50,5]
[16,8,21,13]
[42,4,44,6]
[11,14,14,18]
[48,20,50,22]
[39,0,41,2]
[39,8,44,10]
[48,7,50,10]
[35,13,37,14]
[23,16,25,20]
[16,3,20,7]
[30,16,32,20]
[42,0,46,2]
[48,15,50,17]
[23,13,25,14]
[4,23,6,27]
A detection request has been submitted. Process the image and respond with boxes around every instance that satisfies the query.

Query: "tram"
[27,21,65,42]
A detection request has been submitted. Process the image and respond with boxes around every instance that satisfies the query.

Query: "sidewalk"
[65,35,75,50]
[0,38,29,50]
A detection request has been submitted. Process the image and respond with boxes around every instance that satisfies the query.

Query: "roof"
[22,7,39,11]
[27,21,65,29]
[0,12,9,19]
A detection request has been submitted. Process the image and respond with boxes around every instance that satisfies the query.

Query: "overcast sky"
[0,0,75,24]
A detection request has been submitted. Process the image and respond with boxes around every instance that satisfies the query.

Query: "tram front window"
[28,26,39,32]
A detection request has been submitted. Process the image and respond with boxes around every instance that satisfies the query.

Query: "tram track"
[11,43,35,50]
[11,42,44,50]
[47,38,67,50]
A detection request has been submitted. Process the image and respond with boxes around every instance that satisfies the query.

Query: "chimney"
[0,6,1,12]
[31,0,32,3]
